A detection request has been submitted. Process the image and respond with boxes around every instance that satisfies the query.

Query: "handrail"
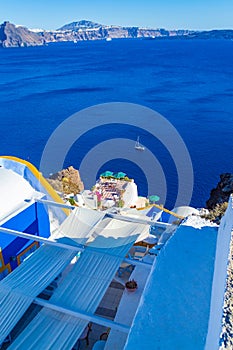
[137,204,184,220]
[152,204,185,220]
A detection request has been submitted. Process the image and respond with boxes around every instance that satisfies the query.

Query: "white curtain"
[52,207,106,245]
[54,207,150,248]
[0,245,76,343]
[10,220,146,350]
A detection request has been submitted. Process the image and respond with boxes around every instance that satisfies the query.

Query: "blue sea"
[0,39,233,209]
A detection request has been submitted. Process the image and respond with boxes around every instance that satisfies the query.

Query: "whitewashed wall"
[205,196,233,350]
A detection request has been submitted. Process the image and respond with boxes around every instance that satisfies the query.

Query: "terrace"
[91,171,138,209]
[0,159,231,350]
[1,240,158,350]
[0,196,228,350]
[0,204,170,350]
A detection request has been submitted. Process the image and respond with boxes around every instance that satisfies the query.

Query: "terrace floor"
[2,252,155,350]
[1,269,133,350]
[79,280,127,350]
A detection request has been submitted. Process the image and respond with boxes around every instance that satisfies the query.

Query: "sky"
[1,0,233,31]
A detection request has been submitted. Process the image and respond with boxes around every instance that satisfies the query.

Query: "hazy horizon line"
[1,19,233,32]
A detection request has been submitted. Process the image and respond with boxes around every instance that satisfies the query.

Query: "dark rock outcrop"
[0,21,44,48]
[206,173,233,209]
[192,30,233,40]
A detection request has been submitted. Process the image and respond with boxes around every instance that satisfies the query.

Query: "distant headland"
[1,20,233,48]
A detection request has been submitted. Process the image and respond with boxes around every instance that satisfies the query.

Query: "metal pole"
[34,297,130,333]
[0,227,84,252]
[107,212,170,228]
[35,198,170,228]
[36,198,75,210]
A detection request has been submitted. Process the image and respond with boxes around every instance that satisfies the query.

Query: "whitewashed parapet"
[205,195,233,350]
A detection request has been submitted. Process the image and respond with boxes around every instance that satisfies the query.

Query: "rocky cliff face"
[37,26,233,44]
[37,26,193,44]
[47,166,84,195]
[206,173,233,209]
[0,21,44,47]
[1,20,233,48]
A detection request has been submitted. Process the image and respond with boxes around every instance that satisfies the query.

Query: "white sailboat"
[135,136,145,151]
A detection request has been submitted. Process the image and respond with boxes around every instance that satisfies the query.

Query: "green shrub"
[123,176,132,182]
[117,199,125,208]
[68,198,76,206]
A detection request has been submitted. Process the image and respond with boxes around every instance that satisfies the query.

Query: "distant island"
[1,20,233,48]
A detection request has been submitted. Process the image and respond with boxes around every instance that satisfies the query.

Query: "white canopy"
[53,207,106,245]
[9,217,146,349]
[0,207,150,348]
[53,207,150,246]
[0,245,76,344]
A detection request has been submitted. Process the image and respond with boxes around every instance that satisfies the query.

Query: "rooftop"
[0,167,42,224]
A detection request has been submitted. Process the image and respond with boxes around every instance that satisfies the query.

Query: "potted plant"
[125,279,138,292]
